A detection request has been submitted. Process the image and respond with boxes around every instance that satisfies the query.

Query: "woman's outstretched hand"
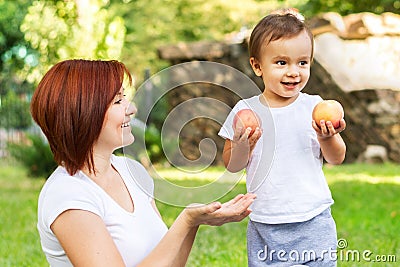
[183,193,256,227]
[138,193,256,267]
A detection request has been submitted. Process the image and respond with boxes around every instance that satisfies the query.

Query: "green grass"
[0,161,399,266]
[0,160,46,267]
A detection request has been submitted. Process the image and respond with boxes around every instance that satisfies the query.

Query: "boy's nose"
[286,65,300,77]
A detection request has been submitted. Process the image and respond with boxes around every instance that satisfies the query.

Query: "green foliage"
[299,0,400,16]
[0,0,35,77]
[109,0,281,83]
[0,90,31,129]
[7,133,57,178]
[20,0,126,84]
[144,123,165,163]
[0,0,36,128]
[124,121,165,164]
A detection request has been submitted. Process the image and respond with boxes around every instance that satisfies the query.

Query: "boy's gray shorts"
[247,208,337,267]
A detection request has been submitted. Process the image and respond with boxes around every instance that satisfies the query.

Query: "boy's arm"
[313,119,346,165]
[222,126,262,172]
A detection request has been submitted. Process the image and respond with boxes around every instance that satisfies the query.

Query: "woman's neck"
[82,150,113,178]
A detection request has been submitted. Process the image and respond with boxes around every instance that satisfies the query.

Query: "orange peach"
[312,100,344,129]
[233,109,261,136]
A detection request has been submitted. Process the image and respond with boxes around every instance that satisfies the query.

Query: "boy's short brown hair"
[249,10,314,61]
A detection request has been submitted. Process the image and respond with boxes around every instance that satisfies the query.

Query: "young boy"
[219,9,346,266]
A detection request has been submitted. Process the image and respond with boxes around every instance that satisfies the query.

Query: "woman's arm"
[139,193,255,267]
[52,194,256,267]
[150,199,197,267]
[51,210,126,267]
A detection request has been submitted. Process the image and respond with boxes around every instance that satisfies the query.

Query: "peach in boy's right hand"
[233,109,261,137]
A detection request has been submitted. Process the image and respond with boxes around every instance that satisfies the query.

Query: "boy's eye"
[276,60,286,66]
[299,61,308,66]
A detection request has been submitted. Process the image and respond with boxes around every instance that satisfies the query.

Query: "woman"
[31,59,256,267]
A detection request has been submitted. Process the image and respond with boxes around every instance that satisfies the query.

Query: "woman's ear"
[249,57,262,77]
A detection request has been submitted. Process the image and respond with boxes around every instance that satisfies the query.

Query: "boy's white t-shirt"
[219,93,334,224]
[37,155,168,267]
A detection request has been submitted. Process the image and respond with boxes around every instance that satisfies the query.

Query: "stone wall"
[351,89,400,162]
[158,12,400,164]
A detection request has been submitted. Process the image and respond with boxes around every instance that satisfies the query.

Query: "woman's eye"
[114,94,126,104]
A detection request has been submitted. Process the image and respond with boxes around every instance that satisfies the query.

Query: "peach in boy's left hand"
[312,118,346,138]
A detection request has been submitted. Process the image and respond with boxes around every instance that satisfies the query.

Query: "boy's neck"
[260,91,300,108]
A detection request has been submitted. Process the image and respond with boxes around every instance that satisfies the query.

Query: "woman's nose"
[125,102,137,116]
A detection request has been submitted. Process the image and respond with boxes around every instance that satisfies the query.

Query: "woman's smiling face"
[95,88,137,153]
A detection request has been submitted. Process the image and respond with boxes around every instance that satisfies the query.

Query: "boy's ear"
[249,57,262,77]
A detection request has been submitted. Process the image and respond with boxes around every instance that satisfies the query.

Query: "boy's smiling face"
[250,29,312,107]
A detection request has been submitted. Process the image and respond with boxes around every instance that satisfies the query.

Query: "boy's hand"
[232,126,262,152]
[312,118,346,138]
[222,125,262,173]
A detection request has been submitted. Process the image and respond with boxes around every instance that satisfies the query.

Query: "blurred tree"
[109,0,283,82]
[20,0,126,85]
[296,0,399,16]
[110,0,235,81]
[107,0,281,129]
[0,0,35,129]
[0,91,31,129]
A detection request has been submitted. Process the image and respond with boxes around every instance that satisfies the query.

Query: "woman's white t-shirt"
[219,93,334,224]
[37,155,168,266]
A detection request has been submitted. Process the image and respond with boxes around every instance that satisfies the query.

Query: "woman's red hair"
[30,59,132,175]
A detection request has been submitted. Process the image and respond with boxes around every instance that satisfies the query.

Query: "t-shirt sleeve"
[218,101,244,140]
[40,177,103,230]
[218,99,259,140]
[311,94,323,107]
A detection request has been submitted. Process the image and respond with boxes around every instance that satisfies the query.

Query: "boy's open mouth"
[281,81,300,86]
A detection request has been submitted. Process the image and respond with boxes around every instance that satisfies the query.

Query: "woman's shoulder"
[39,166,100,203]
[38,167,104,228]
[43,166,84,191]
